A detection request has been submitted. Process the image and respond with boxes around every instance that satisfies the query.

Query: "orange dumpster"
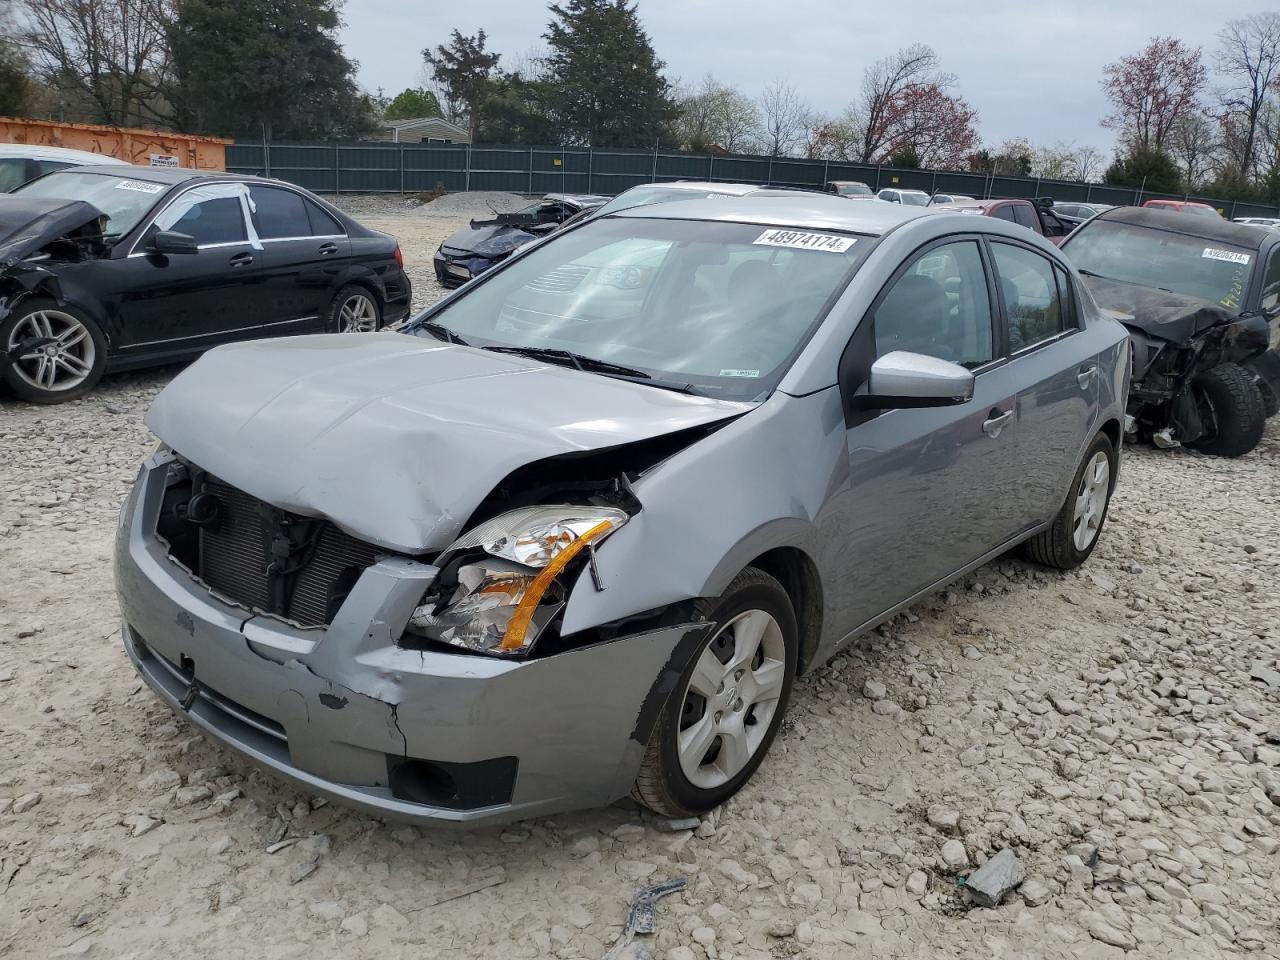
[0,117,231,170]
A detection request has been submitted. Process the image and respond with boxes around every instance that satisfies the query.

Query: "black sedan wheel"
[327,285,381,334]
[1,299,107,404]
[633,567,798,817]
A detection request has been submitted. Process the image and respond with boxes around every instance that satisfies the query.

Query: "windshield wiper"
[483,345,698,393]
[417,320,469,346]
[1078,268,1172,293]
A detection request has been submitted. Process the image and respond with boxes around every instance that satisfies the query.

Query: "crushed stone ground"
[1,198,1277,959]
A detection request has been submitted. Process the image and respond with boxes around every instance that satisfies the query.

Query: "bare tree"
[757,79,808,157]
[1073,145,1106,182]
[1217,13,1280,178]
[18,0,173,126]
[1168,112,1218,187]
[855,43,950,162]
[673,74,760,152]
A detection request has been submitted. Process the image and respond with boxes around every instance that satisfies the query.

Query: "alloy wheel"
[677,609,787,789]
[1071,451,1109,551]
[6,309,96,393]
[338,293,378,333]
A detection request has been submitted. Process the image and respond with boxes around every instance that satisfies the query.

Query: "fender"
[0,263,69,371]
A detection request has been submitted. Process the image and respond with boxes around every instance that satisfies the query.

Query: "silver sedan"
[117,195,1129,825]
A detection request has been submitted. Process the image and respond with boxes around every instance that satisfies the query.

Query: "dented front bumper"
[115,453,689,826]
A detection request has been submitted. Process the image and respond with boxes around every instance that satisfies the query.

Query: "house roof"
[384,116,469,137]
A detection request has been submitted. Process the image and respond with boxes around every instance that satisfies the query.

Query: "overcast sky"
[341,0,1275,154]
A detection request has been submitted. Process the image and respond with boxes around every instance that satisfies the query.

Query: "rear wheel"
[1,299,106,404]
[1188,362,1265,458]
[1023,432,1115,570]
[326,285,381,334]
[633,568,797,817]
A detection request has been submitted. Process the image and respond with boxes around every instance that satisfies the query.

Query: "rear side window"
[249,185,311,239]
[873,240,994,367]
[992,242,1065,351]
[306,200,343,236]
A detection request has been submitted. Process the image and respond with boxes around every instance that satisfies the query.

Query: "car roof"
[614,193,932,235]
[542,192,609,205]
[646,181,769,196]
[0,143,119,164]
[50,164,246,185]
[931,198,1024,212]
[1098,205,1271,249]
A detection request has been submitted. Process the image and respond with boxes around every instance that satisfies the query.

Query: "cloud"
[341,0,1275,153]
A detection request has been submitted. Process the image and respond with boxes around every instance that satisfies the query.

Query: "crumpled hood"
[0,197,104,264]
[1079,275,1236,343]
[440,221,537,258]
[145,334,753,553]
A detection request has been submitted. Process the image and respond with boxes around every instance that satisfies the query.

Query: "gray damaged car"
[116,195,1129,825]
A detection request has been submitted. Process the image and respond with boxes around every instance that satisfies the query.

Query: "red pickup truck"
[931,198,1071,245]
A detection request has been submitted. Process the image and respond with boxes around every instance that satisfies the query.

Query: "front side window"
[160,196,246,245]
[1012,205,1038,230]
[992,242,1065,351]
[1064,220,1254,310]
[872,239,993,367]
[992,205,1018,224]
[0,157,28,192]
[408,217,868,400]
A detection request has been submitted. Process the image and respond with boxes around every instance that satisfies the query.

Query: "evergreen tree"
[543,0,675,147]
[169,0,376,140]
[1104,146,1183,194]
[0,41,31,116]
[424,31,500,143]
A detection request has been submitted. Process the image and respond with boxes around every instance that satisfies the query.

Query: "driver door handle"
[1077,364,1097,389]
[318,242,338,255]
[228,252,254,267]
[982,408,1014,438]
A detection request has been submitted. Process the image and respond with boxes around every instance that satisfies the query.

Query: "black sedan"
[0,166,410,403]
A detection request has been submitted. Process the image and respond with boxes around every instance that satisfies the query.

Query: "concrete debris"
[963,848,1026,907]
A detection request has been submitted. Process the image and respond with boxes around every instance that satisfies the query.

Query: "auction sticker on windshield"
[754,229,856,253]
[114,180,165,194]
[1202,247,1251,265]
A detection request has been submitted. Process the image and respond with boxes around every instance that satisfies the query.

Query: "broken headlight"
[405,506,628,657]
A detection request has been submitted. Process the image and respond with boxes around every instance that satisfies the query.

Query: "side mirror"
[150,230,198,255]
[1036,196,1054,210]
[857,350,975,409]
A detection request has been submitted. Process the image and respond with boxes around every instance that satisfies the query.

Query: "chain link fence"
[225,141,1280,220]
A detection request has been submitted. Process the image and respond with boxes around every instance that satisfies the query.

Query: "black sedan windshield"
[1065,220,1255,310]
[410,216,866,399]
[16,171,164,240]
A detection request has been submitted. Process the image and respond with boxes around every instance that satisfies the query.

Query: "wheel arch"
[742,546,824,675]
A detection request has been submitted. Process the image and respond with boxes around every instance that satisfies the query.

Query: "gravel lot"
[1,197,1278,959]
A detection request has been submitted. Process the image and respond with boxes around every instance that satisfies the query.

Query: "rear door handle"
[1077,364,1097,389]
[982,408,1014,438]
[318,242,338,255]
[228,252,254,267]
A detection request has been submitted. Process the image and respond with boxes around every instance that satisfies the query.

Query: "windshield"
[1065,220,1255,310]
[593,186,739,217]
[835,183,871,197]
[900,192,929,207]
[408,216,867,399]
[15,171,165,240]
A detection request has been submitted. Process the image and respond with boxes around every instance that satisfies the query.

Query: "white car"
[1233,216,1280,229]
[877,187,930,206]
[0,144,120,192]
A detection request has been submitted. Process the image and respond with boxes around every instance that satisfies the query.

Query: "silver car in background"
[116,196,1128,825]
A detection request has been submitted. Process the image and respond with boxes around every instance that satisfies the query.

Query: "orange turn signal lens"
[498,520,615,652]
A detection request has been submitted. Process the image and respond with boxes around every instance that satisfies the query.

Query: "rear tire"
[1023,432,1116,570]
[1188,362,1265,458]
[1,298,107,404]
[632,568,798,817]
[326,285,381,334]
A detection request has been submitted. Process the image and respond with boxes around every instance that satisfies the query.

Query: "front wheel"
[1,298,107,404]
[1188,363,1266,457]
[1023,432,1116,570]
[326,285,381,334]
[632,567,798,817]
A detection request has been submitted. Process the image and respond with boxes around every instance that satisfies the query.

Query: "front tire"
[1188,363,1266,457]
[1,298,107,404]
[326,285,381,334]
[1023,432,1116,570]
[633,567,798,817]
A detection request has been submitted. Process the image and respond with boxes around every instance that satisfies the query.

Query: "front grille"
[525,265,589,293]
[195,477,383,628]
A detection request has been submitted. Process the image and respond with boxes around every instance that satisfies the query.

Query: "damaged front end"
[1123,313,1270,446]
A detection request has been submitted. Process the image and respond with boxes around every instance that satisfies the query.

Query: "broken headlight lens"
[405,506,628,657]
